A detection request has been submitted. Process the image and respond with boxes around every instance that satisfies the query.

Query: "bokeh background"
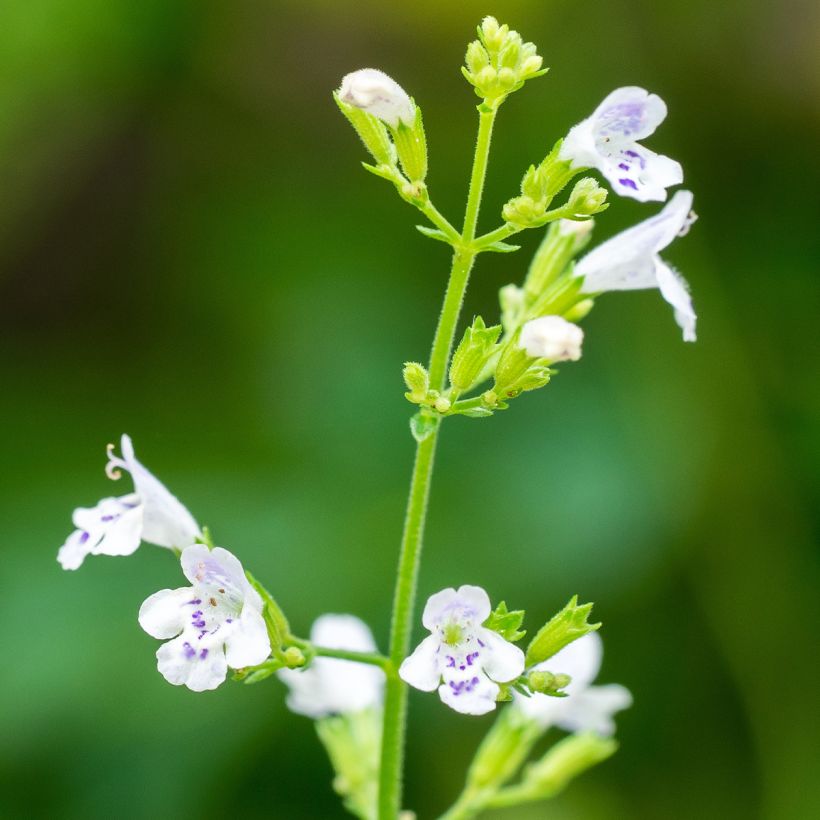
[2,1,818,818]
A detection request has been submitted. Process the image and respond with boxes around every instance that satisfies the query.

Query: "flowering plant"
[58,16,697,819]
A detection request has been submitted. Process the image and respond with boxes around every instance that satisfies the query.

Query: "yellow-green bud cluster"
[527,669,572,695]
[502,142,579,229]
[462,16,547,106]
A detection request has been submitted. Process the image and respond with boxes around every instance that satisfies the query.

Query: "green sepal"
[361,162,396,181]
[246,570,290,652]
[334,91,396,167]
[232,657,285,685]
[410,410,439,442]
[484,600,526,642]
[525,595,601,668]
[449,316,502,391]
[416,225,452,244]
[390,103,427,183]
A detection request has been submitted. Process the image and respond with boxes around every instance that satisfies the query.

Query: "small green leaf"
[457,406,494,418]
[415,225,451,243]
[484,240,521,253]
[361,161,395,180]
[410,411,438,442]
[484,601,527,642]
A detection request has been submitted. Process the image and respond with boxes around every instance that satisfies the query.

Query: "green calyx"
[449,316,502,391]
[525,595,601,668]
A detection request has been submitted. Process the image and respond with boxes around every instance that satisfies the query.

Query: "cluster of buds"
[502,142,608,230]
[463,16,547,107]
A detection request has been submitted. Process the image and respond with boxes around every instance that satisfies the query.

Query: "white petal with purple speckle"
[560,86,682,203]
[138,544,271,692]
[399,585,525,716]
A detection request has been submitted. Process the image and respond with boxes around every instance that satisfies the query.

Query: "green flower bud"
[403,361,429,403]
[567,177,609,217]
[434,396,451,414]
[466,40,489,73]
[283,646,306,668]
[449,316,502,391]
[525,595,601,668]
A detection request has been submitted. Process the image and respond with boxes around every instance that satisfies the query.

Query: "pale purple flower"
[576,190,697,341]
[139,544,270,692]
[400,585,525,716]
[561,87,682,202]
[58,434,200,570]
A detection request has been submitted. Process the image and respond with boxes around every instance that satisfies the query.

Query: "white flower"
[339,68,415,129]
[520,316,584,362]
[575,189,697,341]
[279,615,385,718]
[138,544,271,692]
[57,434,200,570]
[560,86,683,202]
[399,585,525,716]
[514,633,631,736]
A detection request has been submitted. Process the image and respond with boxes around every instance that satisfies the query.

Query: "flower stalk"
[378,106,498,820]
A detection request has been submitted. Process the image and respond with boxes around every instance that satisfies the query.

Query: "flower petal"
[138,587,195,639]
[421,587,458,630]
[592,86,668,143]
[224,606,271,668]
[181,544,256,607]
[338,68,415,128]
[311,614,378,653]
[455,585,492,623]
[478,628,525,683]
[555,683,633,736]
[119,434,200,550]
[57,529,93,571]
[399,634,441,692]
[533,632,603,692]
[90,504,144,558]
[155,633,228,692]
[577,190,694,292]
[655,259,697,341]
[601,144,683,203]
[438,673,499,715]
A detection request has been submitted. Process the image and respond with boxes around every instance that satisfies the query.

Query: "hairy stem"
[378,106,497,820]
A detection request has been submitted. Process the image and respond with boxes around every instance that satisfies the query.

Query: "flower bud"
[563,298,595,322]
[403,361,429,404]
[567,177,609,217]
[466,40,489,73]
[283,646,306,668]
[338,68,415,129]
[449,316,503,392]
[519,316,583,362]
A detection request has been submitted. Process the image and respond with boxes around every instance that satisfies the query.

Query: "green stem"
[312,645,392,670]
[377,106,498,820]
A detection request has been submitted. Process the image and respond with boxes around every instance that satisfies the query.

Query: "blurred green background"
[1,1,818,818]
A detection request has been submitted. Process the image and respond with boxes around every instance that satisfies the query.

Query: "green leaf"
[415,224,452,244]
[456,406,494,418]
[484,601,527,642]
[361,161,395,181]
[525,595,600,668]
[410,411,438,442]
[484,240,521,253]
